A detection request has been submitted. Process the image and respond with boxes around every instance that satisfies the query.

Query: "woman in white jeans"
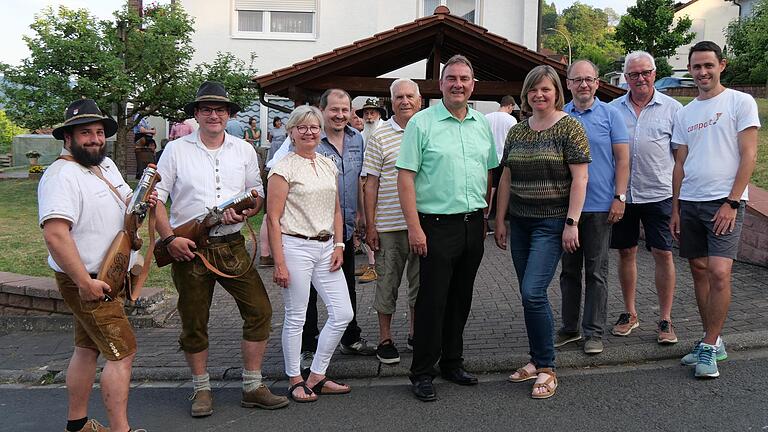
[267,105,353,403]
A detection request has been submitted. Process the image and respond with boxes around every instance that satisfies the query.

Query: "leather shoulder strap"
[57,155,124,205]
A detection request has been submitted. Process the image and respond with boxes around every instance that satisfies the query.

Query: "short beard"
[70,141,106,167]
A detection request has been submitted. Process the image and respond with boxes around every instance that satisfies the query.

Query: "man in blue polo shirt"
[557,60,629,355]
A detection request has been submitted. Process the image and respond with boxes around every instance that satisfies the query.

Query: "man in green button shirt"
[396,54,498,401]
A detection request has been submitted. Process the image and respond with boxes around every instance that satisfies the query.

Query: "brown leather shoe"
[65,419,109,431]
[241,385,289,410]
[190,389,213,417]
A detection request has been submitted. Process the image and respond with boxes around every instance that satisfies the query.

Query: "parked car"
[655,77,695,91]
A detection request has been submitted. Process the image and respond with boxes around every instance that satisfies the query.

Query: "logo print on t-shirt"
[687,112,723,133]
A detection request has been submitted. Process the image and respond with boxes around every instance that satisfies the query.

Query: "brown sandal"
[311,378,351,395]
[508,364,538,383]
[531,368,557,399]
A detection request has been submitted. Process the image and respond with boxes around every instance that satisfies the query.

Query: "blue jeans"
[508,216,565,369]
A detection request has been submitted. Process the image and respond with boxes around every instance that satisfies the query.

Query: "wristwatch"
[614,194,626,203]
[566,217,578,226]
[724,198,740,209]
[334,242,346,250]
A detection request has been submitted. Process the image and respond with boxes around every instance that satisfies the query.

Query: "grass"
[673,96,768,190]
[0,179,263,292]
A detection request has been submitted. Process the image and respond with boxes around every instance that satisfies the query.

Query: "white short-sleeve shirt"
[672,88,761,201]
[38,151,136,274]
[155,130,264,236]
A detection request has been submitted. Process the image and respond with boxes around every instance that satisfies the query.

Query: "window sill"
[231,32,317,41]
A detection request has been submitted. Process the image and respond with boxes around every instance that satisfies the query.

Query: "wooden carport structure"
[254,6,624,109]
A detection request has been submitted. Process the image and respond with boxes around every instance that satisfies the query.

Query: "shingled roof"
[254,6,625,103]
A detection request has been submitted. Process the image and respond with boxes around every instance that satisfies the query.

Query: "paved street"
[3,349,768,432]
[2,236,768,382]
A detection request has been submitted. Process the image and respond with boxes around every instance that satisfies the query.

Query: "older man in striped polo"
[363,78,423,365]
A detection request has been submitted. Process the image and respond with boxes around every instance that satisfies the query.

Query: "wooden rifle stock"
[154,189,260,268]
[97,164,161,300]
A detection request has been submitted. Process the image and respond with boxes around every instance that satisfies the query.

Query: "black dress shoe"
[441,368,478,386]
[410,375,437,402]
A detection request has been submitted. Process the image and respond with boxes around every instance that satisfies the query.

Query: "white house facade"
[178,0,540,140]
[670,0,739,74]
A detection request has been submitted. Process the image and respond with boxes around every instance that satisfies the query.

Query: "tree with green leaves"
[723,0,768,84]
[0,4,259,173]
[543,3,624,75]
[615,0,695,78]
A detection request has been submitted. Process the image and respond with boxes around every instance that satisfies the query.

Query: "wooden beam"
[426,31,443,79]
[302,76,522,101]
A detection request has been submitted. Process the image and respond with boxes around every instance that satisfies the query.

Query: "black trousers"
[410,211,485,377]
[301,237,360,351]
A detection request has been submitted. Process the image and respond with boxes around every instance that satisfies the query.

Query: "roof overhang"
[254,7,625,103]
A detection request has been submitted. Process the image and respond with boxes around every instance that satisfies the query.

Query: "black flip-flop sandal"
[288,382,317,403]
[311,378,351,395]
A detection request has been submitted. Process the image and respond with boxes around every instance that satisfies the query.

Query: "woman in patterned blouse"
[493,65,590,399]
[267,105,353,403]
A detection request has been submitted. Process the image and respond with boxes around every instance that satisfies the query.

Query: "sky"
[0,0,637,66]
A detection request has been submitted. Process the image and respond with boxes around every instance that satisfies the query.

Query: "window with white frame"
[423,0,478,23]
[233,0,316,39]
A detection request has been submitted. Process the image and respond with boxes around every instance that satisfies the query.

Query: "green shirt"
[396,100,498,214]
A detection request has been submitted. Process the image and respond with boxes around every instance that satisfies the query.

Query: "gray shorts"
[679,199,745,260]
[373,230,420,314]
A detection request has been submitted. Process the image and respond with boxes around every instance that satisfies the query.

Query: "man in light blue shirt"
[225,117,245,138]
[608,51,682,345]
[558,60,629,355]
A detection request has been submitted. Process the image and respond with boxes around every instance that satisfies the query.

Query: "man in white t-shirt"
[39,99,145,432]
[484,96,518,229]
[670,41,760,379]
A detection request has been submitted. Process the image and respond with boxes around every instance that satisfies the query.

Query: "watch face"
[566,217,575,226]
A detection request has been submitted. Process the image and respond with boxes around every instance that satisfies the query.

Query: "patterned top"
[268,152,339,238]
[503,116,591,218]
[363,117,407,232]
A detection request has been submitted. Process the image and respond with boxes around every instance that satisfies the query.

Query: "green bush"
[0,110,27,154]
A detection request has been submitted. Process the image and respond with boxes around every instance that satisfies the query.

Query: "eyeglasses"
[567,77,598,85]
[295,125,321,134]
[198,107,229,116]
[625,70,655,80]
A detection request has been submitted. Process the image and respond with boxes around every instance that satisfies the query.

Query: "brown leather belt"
[284,233,333,242]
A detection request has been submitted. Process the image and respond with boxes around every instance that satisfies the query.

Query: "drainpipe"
[258,86,292,114]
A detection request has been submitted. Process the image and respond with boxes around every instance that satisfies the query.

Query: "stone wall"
[0,271,164,318]
[738,184,768,267]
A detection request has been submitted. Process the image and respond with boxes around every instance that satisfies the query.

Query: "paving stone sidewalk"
[2,237,767,382]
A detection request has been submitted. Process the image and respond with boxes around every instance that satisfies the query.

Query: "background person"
[268,117,287,148]
[268,105,353,402]
[485,95,518,230]
[244,117,262,147]
[494,65,590,399]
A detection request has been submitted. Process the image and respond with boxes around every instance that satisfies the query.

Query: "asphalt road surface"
[3,349,768,432]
